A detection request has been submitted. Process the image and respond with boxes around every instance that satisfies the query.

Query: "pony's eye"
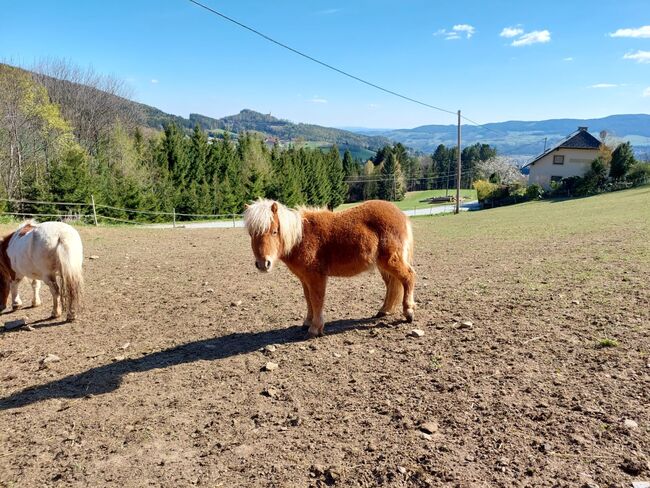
[272,230,278,236]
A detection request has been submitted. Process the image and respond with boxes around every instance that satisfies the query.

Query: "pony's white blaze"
[244,198,303,255]
[1,220,84,320]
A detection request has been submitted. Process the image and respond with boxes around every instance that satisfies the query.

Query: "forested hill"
[186,109,391,149]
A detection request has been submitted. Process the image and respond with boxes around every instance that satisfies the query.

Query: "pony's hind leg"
[305,275,327,338]
[31,280,42,308]
[44,276,62,319]
[380,252,416,323]
[10,279,23,310]
[376,270,403,317]
[301,281,313,329]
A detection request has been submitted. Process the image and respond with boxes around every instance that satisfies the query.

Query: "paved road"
[147,201,480,229]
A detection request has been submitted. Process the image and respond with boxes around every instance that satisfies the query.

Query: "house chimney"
[578,126,588,131]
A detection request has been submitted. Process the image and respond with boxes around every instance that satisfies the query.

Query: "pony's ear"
[244,203,250,209]
[271,202,278,214]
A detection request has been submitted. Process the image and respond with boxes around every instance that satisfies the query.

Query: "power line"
[186,0,458,117]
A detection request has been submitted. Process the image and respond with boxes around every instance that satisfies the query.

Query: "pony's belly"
[328,260,374,277]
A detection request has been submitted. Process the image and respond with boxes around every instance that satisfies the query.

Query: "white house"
[524,127,601,189]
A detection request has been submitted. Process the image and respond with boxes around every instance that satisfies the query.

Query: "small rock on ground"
[419,421,439,434]
[458,320,473,329]
[409,329,425,338]
[4,318,26,331]
[41,354,61,364]
[88,255,99,260]
[263,362,279,371]
[624,419,639,429]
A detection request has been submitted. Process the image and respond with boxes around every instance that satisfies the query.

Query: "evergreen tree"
[610,142,636,180]
[378,151,406,201]
[188,124,208,183]
[326,146,347,209]
[342,149,358,177]
[362,160,378,200]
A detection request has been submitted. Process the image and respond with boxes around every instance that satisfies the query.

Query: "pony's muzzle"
[255,259,272,272]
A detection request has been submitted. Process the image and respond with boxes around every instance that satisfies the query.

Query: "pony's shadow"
[0,316,400,411]
[1,315,69,333]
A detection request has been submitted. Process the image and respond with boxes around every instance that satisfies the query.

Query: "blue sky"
[1,0,649,128]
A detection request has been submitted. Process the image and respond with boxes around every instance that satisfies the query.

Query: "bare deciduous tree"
[31,58,143,155]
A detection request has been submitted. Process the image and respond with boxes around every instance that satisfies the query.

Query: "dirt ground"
[0,196,649,487]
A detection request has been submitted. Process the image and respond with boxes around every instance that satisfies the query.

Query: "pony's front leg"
[301,281,313,329]
[11,279,23,310]
[306,275,327,338]
[31,280,42,308]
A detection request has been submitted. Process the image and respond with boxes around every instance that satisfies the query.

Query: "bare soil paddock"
[1,188,649,487]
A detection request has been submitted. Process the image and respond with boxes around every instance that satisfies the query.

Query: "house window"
[553,155,565,165]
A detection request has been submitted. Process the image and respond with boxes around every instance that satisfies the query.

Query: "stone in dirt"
[4,319,26,331]
[419,421,439,434]
[397,466,407,474]
[624,419,639,429]
[262,387,279,399]
[41,354,61,364]
[112,355,125,362]
[458,320,473,329]
[263,362,279,371]
[409,329,425,338]
[230,300,242,307]
[89,255,99,260]
[263,344,277,353]
[632,482,650,488]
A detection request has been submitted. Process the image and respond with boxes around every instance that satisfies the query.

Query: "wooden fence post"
[173,208,176,228]
[91,195,98,226]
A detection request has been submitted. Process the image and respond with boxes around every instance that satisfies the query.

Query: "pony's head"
[243,199,302,272]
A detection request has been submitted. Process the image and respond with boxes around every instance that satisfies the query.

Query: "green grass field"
[337,188,477,211]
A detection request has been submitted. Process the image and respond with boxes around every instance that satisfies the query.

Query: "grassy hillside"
[337,189,477,211]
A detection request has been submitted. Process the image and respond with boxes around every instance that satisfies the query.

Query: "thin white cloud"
[453,24,475,39]
[643,87,650,98]
[589,83,618,89]
[623,50,650,63]
[150,79,159,84]
[368,103,380,109]
[500,26,523,38]
[308,96,328,104]
[315,8,341,15]
[610,25,650,38]
[511,30,551,47]
[563,57,574,62]
[435,24,475,40]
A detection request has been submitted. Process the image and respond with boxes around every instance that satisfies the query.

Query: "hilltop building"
[524,127,601,189]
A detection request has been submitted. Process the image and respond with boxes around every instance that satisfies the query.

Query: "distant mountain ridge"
[349,114,650,159]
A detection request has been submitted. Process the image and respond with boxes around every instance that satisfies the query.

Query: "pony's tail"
[56,231,84,320]
[404,220,414,266]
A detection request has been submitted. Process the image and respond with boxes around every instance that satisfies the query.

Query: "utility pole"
[455,110,461,214]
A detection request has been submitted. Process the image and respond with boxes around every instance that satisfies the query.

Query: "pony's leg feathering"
[10,279,22,310]
[31,280,42,308]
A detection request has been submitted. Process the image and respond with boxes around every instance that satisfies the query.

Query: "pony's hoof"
[307,326,323,339]
[404,309,414,323]
[32,302,42,308]
[375,311,389,318]
[66,314,77,322]
[12,304,23,311]
[302,320,312,330]
[50,313,62,319]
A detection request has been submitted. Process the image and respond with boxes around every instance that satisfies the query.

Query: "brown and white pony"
[0,221,84,321]
[244,199,415,338]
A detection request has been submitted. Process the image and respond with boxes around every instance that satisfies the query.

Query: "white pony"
[0,220,84,321]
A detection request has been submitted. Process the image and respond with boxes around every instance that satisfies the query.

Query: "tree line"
[0,62,497,222]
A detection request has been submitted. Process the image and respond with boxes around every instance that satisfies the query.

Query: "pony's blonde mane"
[244,199,303,254]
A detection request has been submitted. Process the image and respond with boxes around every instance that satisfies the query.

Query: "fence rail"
[0,196,244,228]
